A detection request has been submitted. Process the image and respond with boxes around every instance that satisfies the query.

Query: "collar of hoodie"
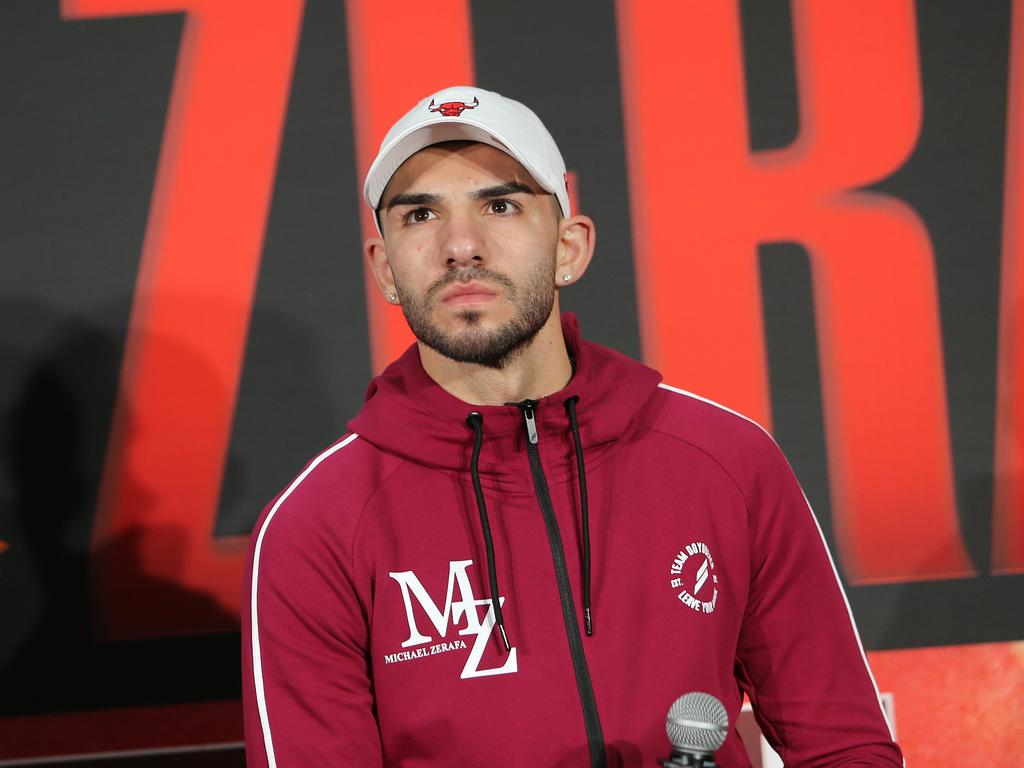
[348,313,663,492]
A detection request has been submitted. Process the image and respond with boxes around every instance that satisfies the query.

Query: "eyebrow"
[472,182,536,199]
[385,192,442,212]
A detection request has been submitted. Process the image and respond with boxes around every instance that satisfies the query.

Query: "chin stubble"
[397,261,555,369]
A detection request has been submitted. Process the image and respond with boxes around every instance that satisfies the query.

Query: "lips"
[439,282,500,306]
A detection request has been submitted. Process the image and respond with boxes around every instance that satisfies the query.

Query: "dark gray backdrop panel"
[745,0,1023,648]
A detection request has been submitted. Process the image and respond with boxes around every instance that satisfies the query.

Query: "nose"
[441,210,484,268]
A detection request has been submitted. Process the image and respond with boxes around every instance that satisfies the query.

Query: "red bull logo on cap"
[427,97,480,117]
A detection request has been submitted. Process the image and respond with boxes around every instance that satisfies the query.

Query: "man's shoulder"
[650,383,770,436]
[249,433,404,552]
[645,383,783,469]
[644,384,807,519]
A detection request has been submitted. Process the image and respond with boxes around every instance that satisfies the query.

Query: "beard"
[396,258,555,369]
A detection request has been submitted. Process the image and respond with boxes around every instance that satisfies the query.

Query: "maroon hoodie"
[243,314,902,767]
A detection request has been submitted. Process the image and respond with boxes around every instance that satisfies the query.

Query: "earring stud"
[562,274,571,282]
[387,292,397,302]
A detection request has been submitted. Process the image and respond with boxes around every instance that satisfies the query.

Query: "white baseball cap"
[363,85,570,232]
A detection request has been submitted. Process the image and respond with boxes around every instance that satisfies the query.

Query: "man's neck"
[419,311,572,406]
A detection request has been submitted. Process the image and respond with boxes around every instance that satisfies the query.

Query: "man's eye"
[487,199,519,215]
[404,208,437,224]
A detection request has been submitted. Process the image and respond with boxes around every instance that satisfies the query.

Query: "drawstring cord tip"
[498,622,512,652]
[584,607,593,637]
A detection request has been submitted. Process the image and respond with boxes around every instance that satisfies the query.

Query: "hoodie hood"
[348,314,662,487]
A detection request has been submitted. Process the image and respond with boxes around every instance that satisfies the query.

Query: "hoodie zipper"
[519,400,607,768]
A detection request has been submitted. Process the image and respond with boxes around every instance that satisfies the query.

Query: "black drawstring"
[564,396,593,636]
[465,412,512,652]
[465,401,593,645]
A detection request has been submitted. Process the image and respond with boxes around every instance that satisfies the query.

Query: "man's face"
[377,143,562,368]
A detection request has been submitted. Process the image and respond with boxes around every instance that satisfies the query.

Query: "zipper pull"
[521,401,539,445]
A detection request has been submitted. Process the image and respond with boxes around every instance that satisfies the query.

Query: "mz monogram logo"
[387,560,518,679]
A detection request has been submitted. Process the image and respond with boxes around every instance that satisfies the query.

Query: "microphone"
[658,692,729,768]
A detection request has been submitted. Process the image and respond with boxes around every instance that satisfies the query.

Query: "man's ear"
[554,214,596,287]
[364,235,399,304]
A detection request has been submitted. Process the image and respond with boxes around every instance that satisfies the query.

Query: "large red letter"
[993,0,1024,575]
[345,0,475,373]
[617,0,974,583]
[63,0,304,637]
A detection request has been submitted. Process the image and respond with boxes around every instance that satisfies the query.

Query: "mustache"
[424,266,516,303]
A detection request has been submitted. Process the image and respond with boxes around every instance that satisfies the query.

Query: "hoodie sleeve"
[242,478,383,767]
[733,431,903,767]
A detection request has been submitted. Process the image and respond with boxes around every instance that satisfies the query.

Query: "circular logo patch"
[669,541,719,614]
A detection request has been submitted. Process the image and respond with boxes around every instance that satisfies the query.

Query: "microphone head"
[665,692,729,755]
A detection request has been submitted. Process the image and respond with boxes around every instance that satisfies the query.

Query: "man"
[242,86,902,767]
